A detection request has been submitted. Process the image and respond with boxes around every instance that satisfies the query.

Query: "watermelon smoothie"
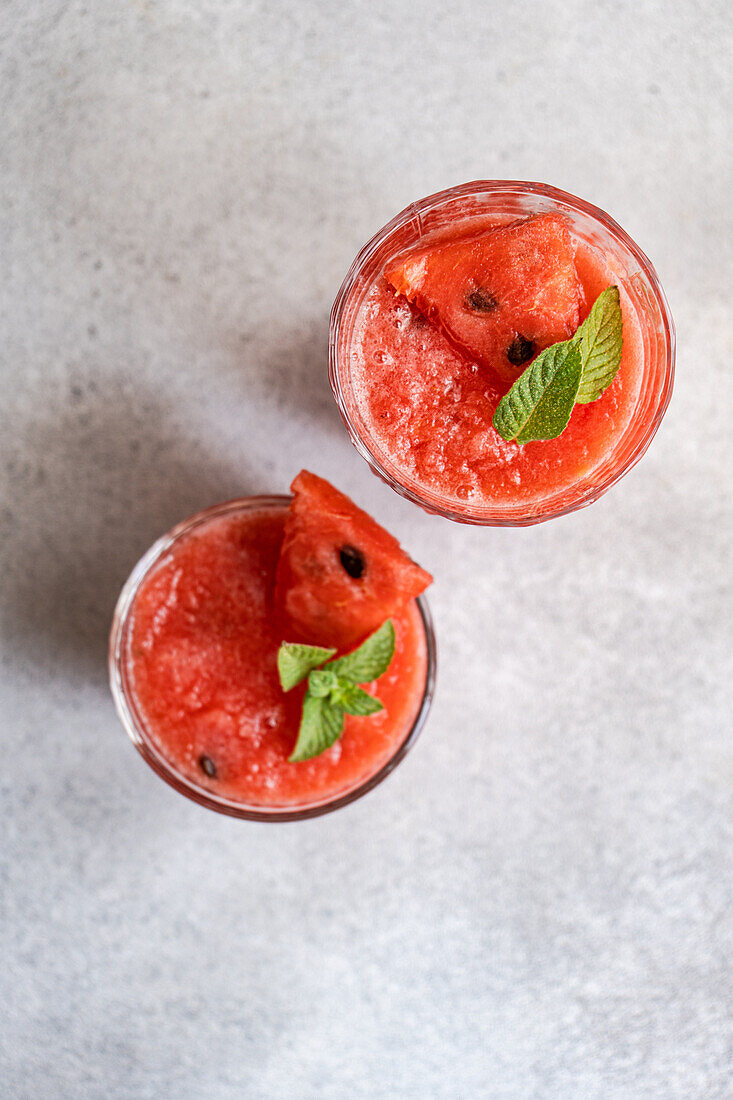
[330,182,675,525]
[109,498,435,820]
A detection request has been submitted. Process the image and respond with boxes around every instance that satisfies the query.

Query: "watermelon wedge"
[385,213,583,391]
[275,471,432,650]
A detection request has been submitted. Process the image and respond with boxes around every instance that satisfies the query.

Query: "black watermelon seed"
[465,288,499,313]
[198,754,217,778]
[339,545,366,579]
[506,335,536,366]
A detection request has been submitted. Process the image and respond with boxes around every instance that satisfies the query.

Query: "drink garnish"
[277,620,396,762]
[275,470,432,651]
[493,286,623,444]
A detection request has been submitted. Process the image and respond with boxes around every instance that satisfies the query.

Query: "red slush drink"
[330,181,674,525]
[110,485,434,819]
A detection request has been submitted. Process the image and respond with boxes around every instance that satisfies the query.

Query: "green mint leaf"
[337,685,385,717]
[307,668,339,698]
[288,694,344,762]
[493,341,583,444]
[575,285,623,404]
[326,619,396,684]
[277,642,337,692]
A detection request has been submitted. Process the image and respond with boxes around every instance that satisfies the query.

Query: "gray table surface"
[2,2,732,1097]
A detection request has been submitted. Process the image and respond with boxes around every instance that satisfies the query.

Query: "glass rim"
[108,495,437,821]
[328,179,676,526]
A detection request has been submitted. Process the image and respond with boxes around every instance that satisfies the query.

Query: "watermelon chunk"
[275,471,432,650]
[385,213,583,391]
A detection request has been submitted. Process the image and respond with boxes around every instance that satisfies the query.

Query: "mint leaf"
[307,668,339,698]
[327,620,396,684]
[288,694,344,762]
[575,285,623,403]
[277,642,337,692]
[337,685,385,717]
[493,341,583,444]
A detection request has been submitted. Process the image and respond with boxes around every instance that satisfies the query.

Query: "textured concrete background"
[1,2,731,1097]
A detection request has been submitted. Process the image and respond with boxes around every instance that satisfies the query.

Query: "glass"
[329,180,675,526]
[109,496,437,821]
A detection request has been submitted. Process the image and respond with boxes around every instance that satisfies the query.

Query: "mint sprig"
[278,620,396,763]
[493,286,623,444]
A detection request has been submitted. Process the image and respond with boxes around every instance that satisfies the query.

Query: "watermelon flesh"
[275,470,432,650]
[385,213,584,392]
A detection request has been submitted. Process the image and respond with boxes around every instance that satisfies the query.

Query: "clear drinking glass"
[109,496,437,821]
[329,180,675,526]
